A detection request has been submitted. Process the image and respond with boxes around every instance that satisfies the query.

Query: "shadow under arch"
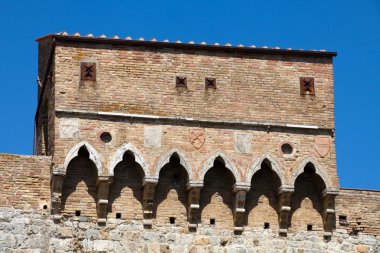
[61,147,98,218]
[244,160,281,229]
[154,148,194,181]
[199,152,241,182]
[199,159,236,229]
[153,154,190,226]
[289,162,326,233]
[107,152,145,220]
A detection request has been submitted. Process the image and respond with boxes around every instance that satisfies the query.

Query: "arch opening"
[199,160,236,229]
[108,152,145,220]
[61,146,98,219]
[289,162,326,233]
[154,154,190,226]
[245,161,280,229]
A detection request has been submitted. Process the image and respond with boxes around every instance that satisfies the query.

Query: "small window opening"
[116,213,121,219]
[176,76,187,88]
[307,224,313,231]
[281,143,293,155]
[169,217,176,224]
[100,132,112,143]
[75,210,81,217]
[205,77,216,89]
[339,215,347,222]
[210,218,215,225]
[264,222,270,229]
[43,205,48,210]
[300,77,315,95]
[80,62,96,81]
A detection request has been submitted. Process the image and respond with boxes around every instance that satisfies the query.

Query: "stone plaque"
[144,126,162,147]
[235,133,252,154]
[59,118,80,139]
[189,129,206,149]
[315,136,330,158]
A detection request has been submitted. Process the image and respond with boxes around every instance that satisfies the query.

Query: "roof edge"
[36,34,337,57]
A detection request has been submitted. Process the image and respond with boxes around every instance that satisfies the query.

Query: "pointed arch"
[199,151,241,182]
[154,148,193,180]
[247,153,285,187]
[109,143,148,177]
[290,157,331,189]
[63,141,102,176]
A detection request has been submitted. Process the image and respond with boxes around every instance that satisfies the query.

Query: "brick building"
[0,32,379,252]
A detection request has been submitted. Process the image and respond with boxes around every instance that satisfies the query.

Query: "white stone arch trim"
[199,151,241,182]
[290,156,332,189]
[154,148,194,181]
[247,153,286,187]
[63,141,102,176]
[108,143,149,177]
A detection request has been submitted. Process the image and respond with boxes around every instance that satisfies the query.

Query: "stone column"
[187,181,203,230]
[322,189,339,237]
[97,176,111,224]
[277,186,294,235]
[51,166,65,222]
[142,176,158,227]
[233,182,250,232]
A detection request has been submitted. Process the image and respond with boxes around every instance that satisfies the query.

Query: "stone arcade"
[0,32,379,252]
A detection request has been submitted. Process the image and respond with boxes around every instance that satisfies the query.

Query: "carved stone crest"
[59,118,80,139]
[144,126,162,147]
[189,129,206,149]
[315,136,330,158]
[235,133,252,154]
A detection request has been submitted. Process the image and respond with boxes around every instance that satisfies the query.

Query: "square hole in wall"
[80,62,96,81]
[264,222,270,229]
[176,76,187,88]
[210,218,216,225]
[300,77,315,95]
[307,224,313,231]
[75,210,81,217]
[169,217,176,224]
[205,77,216,89]
[116,213,122,219]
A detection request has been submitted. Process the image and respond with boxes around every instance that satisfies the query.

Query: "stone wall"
[0,208,379,253]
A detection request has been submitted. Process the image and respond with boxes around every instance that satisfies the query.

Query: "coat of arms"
[315,136,330,158]
[189,129,206,149]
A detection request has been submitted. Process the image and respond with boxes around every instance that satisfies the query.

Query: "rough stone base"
[0,208,379,253]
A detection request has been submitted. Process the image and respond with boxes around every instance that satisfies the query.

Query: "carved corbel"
[233,182,250,232]
[51,166,65,221]
[97,176,111,224]
[322,189,339,237]
[142,176,159,227]
[187,180,203,229]
[277,186,294,235]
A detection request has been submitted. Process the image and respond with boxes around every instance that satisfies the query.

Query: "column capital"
[187,180,204,190]
[233,182,250,192]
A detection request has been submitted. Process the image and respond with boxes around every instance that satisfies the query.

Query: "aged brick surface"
[0,154,51,210]
[53,43,335,129]
[336,188,380,236]
[0,34,379,252]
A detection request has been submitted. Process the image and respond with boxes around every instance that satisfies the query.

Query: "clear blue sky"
[0,0,379,189]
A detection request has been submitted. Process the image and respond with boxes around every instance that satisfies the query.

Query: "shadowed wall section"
[108,152,144,220]
[61,147,98,219]
[290,163,325,233]
[154,156,189,227]
[245,161,280,230]
[200,160,235,229]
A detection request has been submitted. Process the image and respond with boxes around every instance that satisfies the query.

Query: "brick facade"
[0,33,379,252]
